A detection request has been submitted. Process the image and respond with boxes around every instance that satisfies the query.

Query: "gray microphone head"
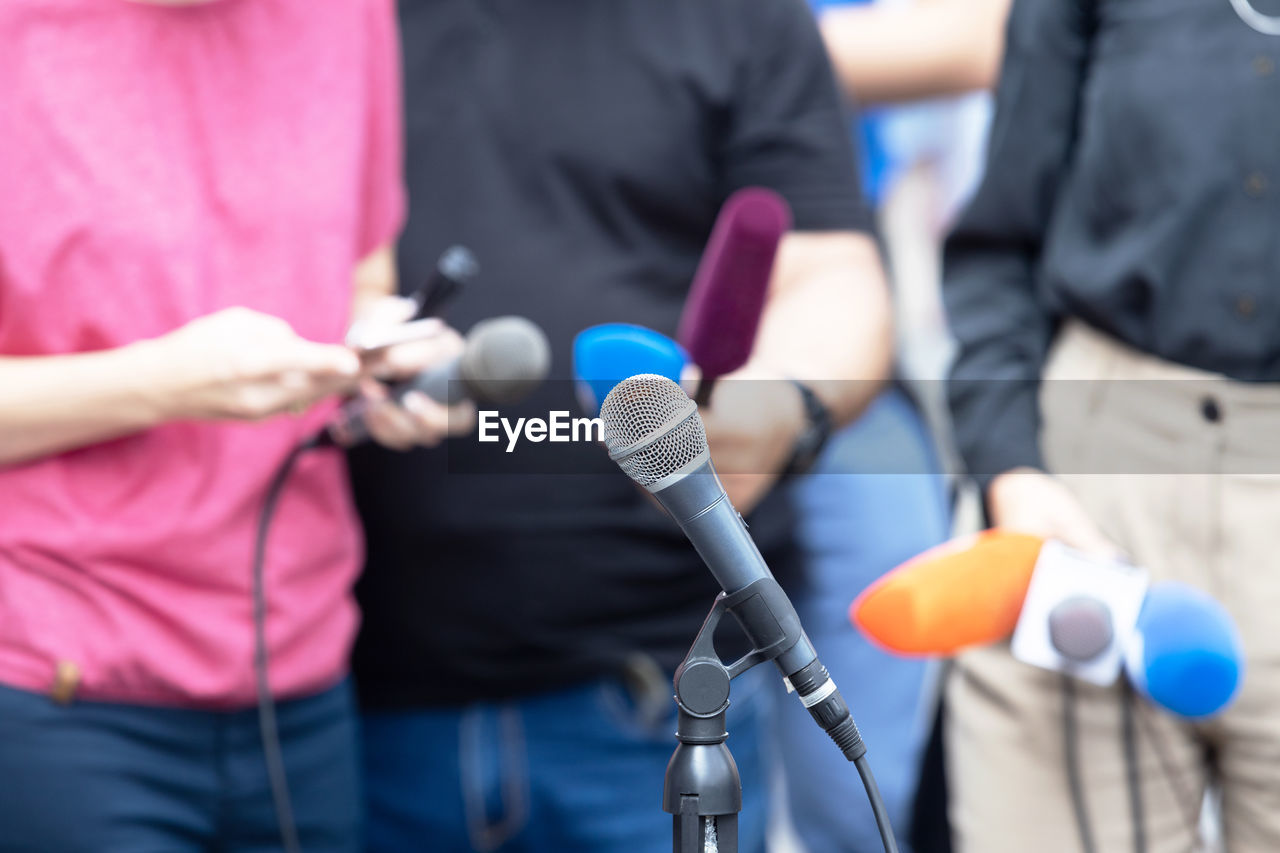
[600,374,710,490]
[1048,595,1115,663]
[459,316,552,404]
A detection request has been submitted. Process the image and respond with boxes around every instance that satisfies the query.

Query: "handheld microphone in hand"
[411,246,478,320]
[345,247,478,352]
[851,532,1244,718]
[601,374,865,760]
[572,323,688,416]
[678,188,791,405]
[324,316,551,446]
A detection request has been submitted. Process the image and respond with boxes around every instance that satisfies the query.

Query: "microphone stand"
[665,578,805,853]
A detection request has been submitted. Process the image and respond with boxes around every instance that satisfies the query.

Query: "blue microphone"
[572,324,688,415]
[1125,581,1244,719]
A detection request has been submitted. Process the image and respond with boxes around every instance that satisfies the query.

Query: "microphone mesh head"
[600,374,708,488]
[1048,596,1115,663]
[460,316,551,404]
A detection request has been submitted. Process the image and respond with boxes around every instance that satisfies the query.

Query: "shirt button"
[1254,55,1275,76]
[1201,397,1222,423]
[1245,172,1269,197]
[1237,294,1257,317]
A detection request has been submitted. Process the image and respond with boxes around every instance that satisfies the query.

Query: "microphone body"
[322,359,465,447]
[398,358,471,406]
[652,458,820,679]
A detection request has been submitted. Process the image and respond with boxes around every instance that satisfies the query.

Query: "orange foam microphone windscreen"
[850,530,1045,656]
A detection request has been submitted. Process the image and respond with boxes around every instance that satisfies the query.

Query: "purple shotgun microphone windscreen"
[677,187,792,391]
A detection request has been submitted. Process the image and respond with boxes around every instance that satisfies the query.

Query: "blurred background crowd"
[2,0,1278,851]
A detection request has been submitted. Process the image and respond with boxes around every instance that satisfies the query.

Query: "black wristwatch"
[782,380,832,477]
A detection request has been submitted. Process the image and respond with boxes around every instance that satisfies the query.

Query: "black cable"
[1131,701,1202,839]
[1121,683,1147,853]
[855,754,901,853]
[1062,675,1098,853]
[252,438,318,853]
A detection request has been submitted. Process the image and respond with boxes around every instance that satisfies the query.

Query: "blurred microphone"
[345,247,478,351]
[851,533,1244,718]
[572,323,688,416]
[850,530,1044,656]
[412,246,477,319]
[678,188,791,405]
[323,316,551,446]
[601,374,865,760]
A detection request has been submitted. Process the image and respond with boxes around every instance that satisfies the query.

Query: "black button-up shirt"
[944,0,1280,486]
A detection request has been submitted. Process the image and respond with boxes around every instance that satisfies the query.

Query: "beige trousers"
[947,321,1280,852]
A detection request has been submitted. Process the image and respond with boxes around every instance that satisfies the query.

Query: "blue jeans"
[0,679,360,852]
[361,668,769,853]
[774,389,950,853]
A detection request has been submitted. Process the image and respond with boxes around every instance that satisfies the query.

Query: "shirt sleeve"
[943,0,1093,492]
[720,0,873,233]
[356,0,407,259]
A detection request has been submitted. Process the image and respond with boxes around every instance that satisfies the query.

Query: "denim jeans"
[773,388,950,853]
[361,668,769,853]
[0,679,360,852]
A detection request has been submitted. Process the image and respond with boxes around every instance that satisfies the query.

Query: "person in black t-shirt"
[349,1,891,850]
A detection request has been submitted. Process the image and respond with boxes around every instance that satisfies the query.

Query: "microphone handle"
[396,356,468,405]
[654,458,863,760]
[323,356,467,446]
[675,489,819,677]
[693,375,718,407]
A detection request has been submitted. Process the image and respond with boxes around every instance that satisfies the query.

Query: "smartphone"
[345,317,446,353]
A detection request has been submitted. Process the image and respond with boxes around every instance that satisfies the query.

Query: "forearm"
[0,342,174,467]
[351,244,397,320]
[820,0,1011,106]
[743,232,892,427]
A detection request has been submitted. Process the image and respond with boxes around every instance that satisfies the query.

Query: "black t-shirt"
[350,0,870,707]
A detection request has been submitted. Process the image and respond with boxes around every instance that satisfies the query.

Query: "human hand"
[348,297,476,450]
[146,307,361,422]
[987,467,1121,558]
[699,372,805,515]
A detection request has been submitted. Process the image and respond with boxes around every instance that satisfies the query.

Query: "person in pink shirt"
[0,0,464,849]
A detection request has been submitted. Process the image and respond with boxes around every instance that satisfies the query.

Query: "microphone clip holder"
[666,577,802,853]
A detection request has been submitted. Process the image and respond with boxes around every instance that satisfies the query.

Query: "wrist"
[115,337,192,424]
[989,465,1047,491]
[986,466,1049,516]
[782,380,833,476]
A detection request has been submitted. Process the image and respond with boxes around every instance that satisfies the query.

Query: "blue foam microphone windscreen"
[1125,581,1244,719]
[572,323,689,416]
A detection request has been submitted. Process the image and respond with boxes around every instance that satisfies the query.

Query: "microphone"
[601,374,864,760]
[324,316,551,446]
[572,324,688,416]
[678,188,791,405]
[345,247,478,352]
[851,533,1244,718]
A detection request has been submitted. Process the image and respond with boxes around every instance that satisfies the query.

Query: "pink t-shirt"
[0,0,404,708]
